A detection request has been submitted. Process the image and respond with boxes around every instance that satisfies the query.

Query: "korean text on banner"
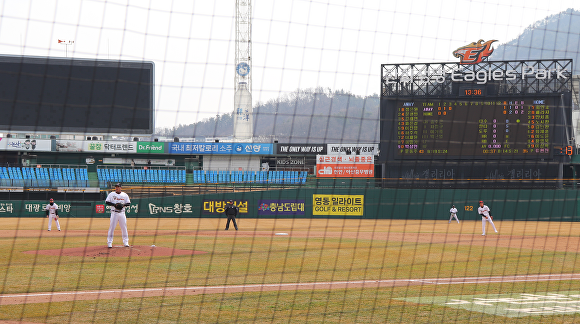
[312,194,364,216]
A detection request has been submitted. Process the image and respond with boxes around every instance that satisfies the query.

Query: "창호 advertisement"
[312,194,364,216]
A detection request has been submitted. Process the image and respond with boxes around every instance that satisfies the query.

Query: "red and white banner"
[316,155,374,178]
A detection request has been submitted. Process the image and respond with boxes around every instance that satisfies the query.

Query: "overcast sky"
[1,0,579,129]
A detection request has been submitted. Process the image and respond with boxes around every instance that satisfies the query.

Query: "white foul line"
[2,273,580,304]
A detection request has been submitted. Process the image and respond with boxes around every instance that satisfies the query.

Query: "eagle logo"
[453,39,497,64]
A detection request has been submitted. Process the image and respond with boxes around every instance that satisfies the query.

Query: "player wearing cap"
[45,198,60,231]
[478,200,498,235]
[224,200,239,230]
[449,204,459,223]
[105,183,131,248]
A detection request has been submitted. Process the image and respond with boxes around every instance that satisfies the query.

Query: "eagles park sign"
[381,39,572,98]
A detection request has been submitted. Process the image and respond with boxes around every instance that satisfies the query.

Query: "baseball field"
[2,217,580,323]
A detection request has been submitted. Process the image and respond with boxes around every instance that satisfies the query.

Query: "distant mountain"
[491,8,580,74]
[158,9,580,142]
[156,88,380,143]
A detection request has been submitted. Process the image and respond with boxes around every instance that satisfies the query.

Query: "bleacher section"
[0,166,89,187]
[0,166,308,188]
[192,170,307,184]
[97,168,186,187]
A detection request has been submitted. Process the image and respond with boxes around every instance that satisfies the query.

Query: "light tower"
[233,0,253,141]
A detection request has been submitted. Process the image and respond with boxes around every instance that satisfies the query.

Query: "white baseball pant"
[48,215,60,231]
[449,213,459,223]
[482,216,497,235]
[107,211,129,245]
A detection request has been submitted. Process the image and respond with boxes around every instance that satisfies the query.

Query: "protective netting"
[1,1,580,323]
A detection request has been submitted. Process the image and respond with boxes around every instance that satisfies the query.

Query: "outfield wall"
[1,188,578,221]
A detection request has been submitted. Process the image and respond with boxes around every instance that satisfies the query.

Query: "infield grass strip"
[4,288,580,323]
[2,235,580,294]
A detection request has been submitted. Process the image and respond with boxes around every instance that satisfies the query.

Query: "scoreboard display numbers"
[394,97,555,159]
[380,60,573,163]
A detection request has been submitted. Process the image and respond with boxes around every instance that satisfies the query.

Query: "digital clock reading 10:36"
[458,85,486,97]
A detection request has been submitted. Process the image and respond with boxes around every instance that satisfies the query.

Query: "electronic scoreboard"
[391,97,557,159]
[379,60,574,162]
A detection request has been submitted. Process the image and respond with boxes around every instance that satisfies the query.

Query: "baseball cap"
[228,200,233,203]
[115,183,122,187]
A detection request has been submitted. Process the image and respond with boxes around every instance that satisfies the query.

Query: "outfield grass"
[1,218,580,323]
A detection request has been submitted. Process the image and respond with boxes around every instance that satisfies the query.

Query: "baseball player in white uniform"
[105,183,131,248]
[478,200,497,235]
[45,198,60,231]
[449,205,459,223]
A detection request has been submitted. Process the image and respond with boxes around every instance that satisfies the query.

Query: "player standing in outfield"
[45,198,60,231]
[105,183,131,248]
[224,200,239,230]
[449,204,459,223]
[478,200,498,236]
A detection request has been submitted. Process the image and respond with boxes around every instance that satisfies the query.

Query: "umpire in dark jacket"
[224,200,239,230]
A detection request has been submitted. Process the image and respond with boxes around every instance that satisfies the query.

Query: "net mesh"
[1,1,580,323]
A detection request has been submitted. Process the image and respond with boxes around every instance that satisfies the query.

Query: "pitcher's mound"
[24,245,207,257]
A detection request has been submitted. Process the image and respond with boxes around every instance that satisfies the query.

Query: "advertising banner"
[147,202,193,215]
[57,187,100,193]
[202,199,249,215]
[257,200,305,216]
[84,141,137,153]
[55,140,138,153]
[276,143,326,155]
[312,194,364,216]
[5,139,51,152]
[327,143,379,155]
[137,142,165,154]
[169,143,273,155]
[0,187,24,192]
[55,140,83,152]
[24,201,72,214]
[95,204,105,214]
[316,155,374,178]
[94,204,137,215]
